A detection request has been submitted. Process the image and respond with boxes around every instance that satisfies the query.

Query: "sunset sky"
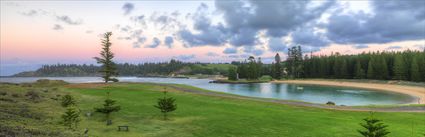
[1,0,424,76]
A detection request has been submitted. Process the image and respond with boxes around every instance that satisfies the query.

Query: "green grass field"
[1,81,424,137]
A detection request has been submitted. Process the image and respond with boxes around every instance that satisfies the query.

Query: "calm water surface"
[0,77,417,106]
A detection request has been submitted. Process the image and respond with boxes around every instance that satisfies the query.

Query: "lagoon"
[0,77,417,106]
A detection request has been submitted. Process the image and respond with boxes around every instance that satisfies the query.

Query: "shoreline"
[273,80,425,104]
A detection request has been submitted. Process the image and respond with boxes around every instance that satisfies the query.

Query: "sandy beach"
[273,80,425,104]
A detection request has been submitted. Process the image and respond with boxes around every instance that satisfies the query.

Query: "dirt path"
[157,84,425,112]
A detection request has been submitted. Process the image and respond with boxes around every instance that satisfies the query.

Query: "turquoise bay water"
[0,77,417,106]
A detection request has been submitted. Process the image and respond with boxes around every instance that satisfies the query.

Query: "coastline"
[273,79,425,104]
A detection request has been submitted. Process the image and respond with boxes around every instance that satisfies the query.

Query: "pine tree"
[62,106,81,130]
[333,58,342,78]
[410,57,421,82]
[358,113,390,137]
[94,32,119,83]
[154,90,177,120]
[61,94,76,107]
[393,55,406,80]
[94,92,121,125]
[273,53,282,79]
[354,60,365,79]
[378,56,389,80]
[228,67,237,81]
[367,58,375,79]
[340,59,349,78]
[247,56,258,80]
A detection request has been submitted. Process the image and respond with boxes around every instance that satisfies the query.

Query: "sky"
[1,0,424,76]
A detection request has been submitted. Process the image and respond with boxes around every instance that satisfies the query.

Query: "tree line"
[301,49,425,82]
[228,46,425,82]
[13,60,232,77]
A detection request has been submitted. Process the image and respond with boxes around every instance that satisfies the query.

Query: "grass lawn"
[1,81,424,137]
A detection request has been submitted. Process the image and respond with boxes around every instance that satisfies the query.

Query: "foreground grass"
[1,82,425,137]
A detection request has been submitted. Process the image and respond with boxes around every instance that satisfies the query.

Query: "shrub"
[358,113,390,137]
[25,90,40,101]
[326,101,335,105]
[259,75,273,81]
[62,106,81,130]
[11,93,20,98]
[94,92,120,125]
[0,91,7,96]
[34,79,68,86]
[154,91,177,120]
[61,95,76,107]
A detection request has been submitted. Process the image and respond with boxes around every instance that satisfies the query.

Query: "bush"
[34,79,68,87]
[0,91,7,96]
[358,113,390,137]
[154,91,177,120]
[25,90,40,101]
[62,106,81,130]
[61,95,76,107]
[11,93,20,98]
[94,93,120,125]
[259,75,272,81]
[326,101,335,105]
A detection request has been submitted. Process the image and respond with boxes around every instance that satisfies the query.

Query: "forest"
[232,46,425,82]
[13,59,233,77]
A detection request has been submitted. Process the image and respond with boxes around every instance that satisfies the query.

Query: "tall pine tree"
[94,32,119,83]
[410,57,421,82]
[392,54,406,80]
[273,53,283,79]
[354,60,365,79]
[367,58,375,79]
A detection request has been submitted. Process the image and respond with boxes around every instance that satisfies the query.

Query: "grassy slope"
[1,82,425,137]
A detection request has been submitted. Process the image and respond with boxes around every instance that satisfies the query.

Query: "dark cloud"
[120,25,132,32]
[130,15,146,26]
[122,3,135,15]
[243,47,264,56]
[164,36,174,48]
[228,55,240,58]
[56,15,82,25]
[171,11,181,17]
[291,26,329,47]
[174,54,195,60]
[223,47,237,54]
[325,0,425,44]
[386,45,402,50]
[53,24,63,30]
[132,36,147,48]
[353,44,369,49]
[137,37,146,43]
[215,0,334,39]
[177,3,228,47]
[268,38,287,52]
[228,28,258,47]
[179,1,335,48]
[300,45,321,53]
[21,10,37,16]
[145,37,161,48]
[21,9,83,26]
[150,12,181,31]
[206,52,219,57]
